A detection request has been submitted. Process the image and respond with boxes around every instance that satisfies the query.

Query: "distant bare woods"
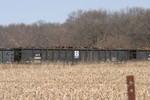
[0,7,150,49]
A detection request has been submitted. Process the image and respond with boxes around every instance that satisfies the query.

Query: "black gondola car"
[0,49,14,63]
[13,48,134,64]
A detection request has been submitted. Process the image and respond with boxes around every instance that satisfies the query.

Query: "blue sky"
[0,0,150,25]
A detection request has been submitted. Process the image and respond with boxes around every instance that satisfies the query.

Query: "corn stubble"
[0,62,150,100]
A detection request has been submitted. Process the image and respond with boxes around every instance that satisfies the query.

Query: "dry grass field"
[0,62,150,100]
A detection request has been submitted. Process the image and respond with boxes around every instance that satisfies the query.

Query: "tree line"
[0,7,150,49]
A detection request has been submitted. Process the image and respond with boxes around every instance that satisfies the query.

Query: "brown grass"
[0,62,150,100]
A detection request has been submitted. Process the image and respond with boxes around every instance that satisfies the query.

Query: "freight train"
[0,47,150,64]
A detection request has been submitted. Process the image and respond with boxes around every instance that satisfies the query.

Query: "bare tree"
[0,7,150,49]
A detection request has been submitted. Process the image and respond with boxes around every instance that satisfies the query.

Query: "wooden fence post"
[127,75,136,100]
